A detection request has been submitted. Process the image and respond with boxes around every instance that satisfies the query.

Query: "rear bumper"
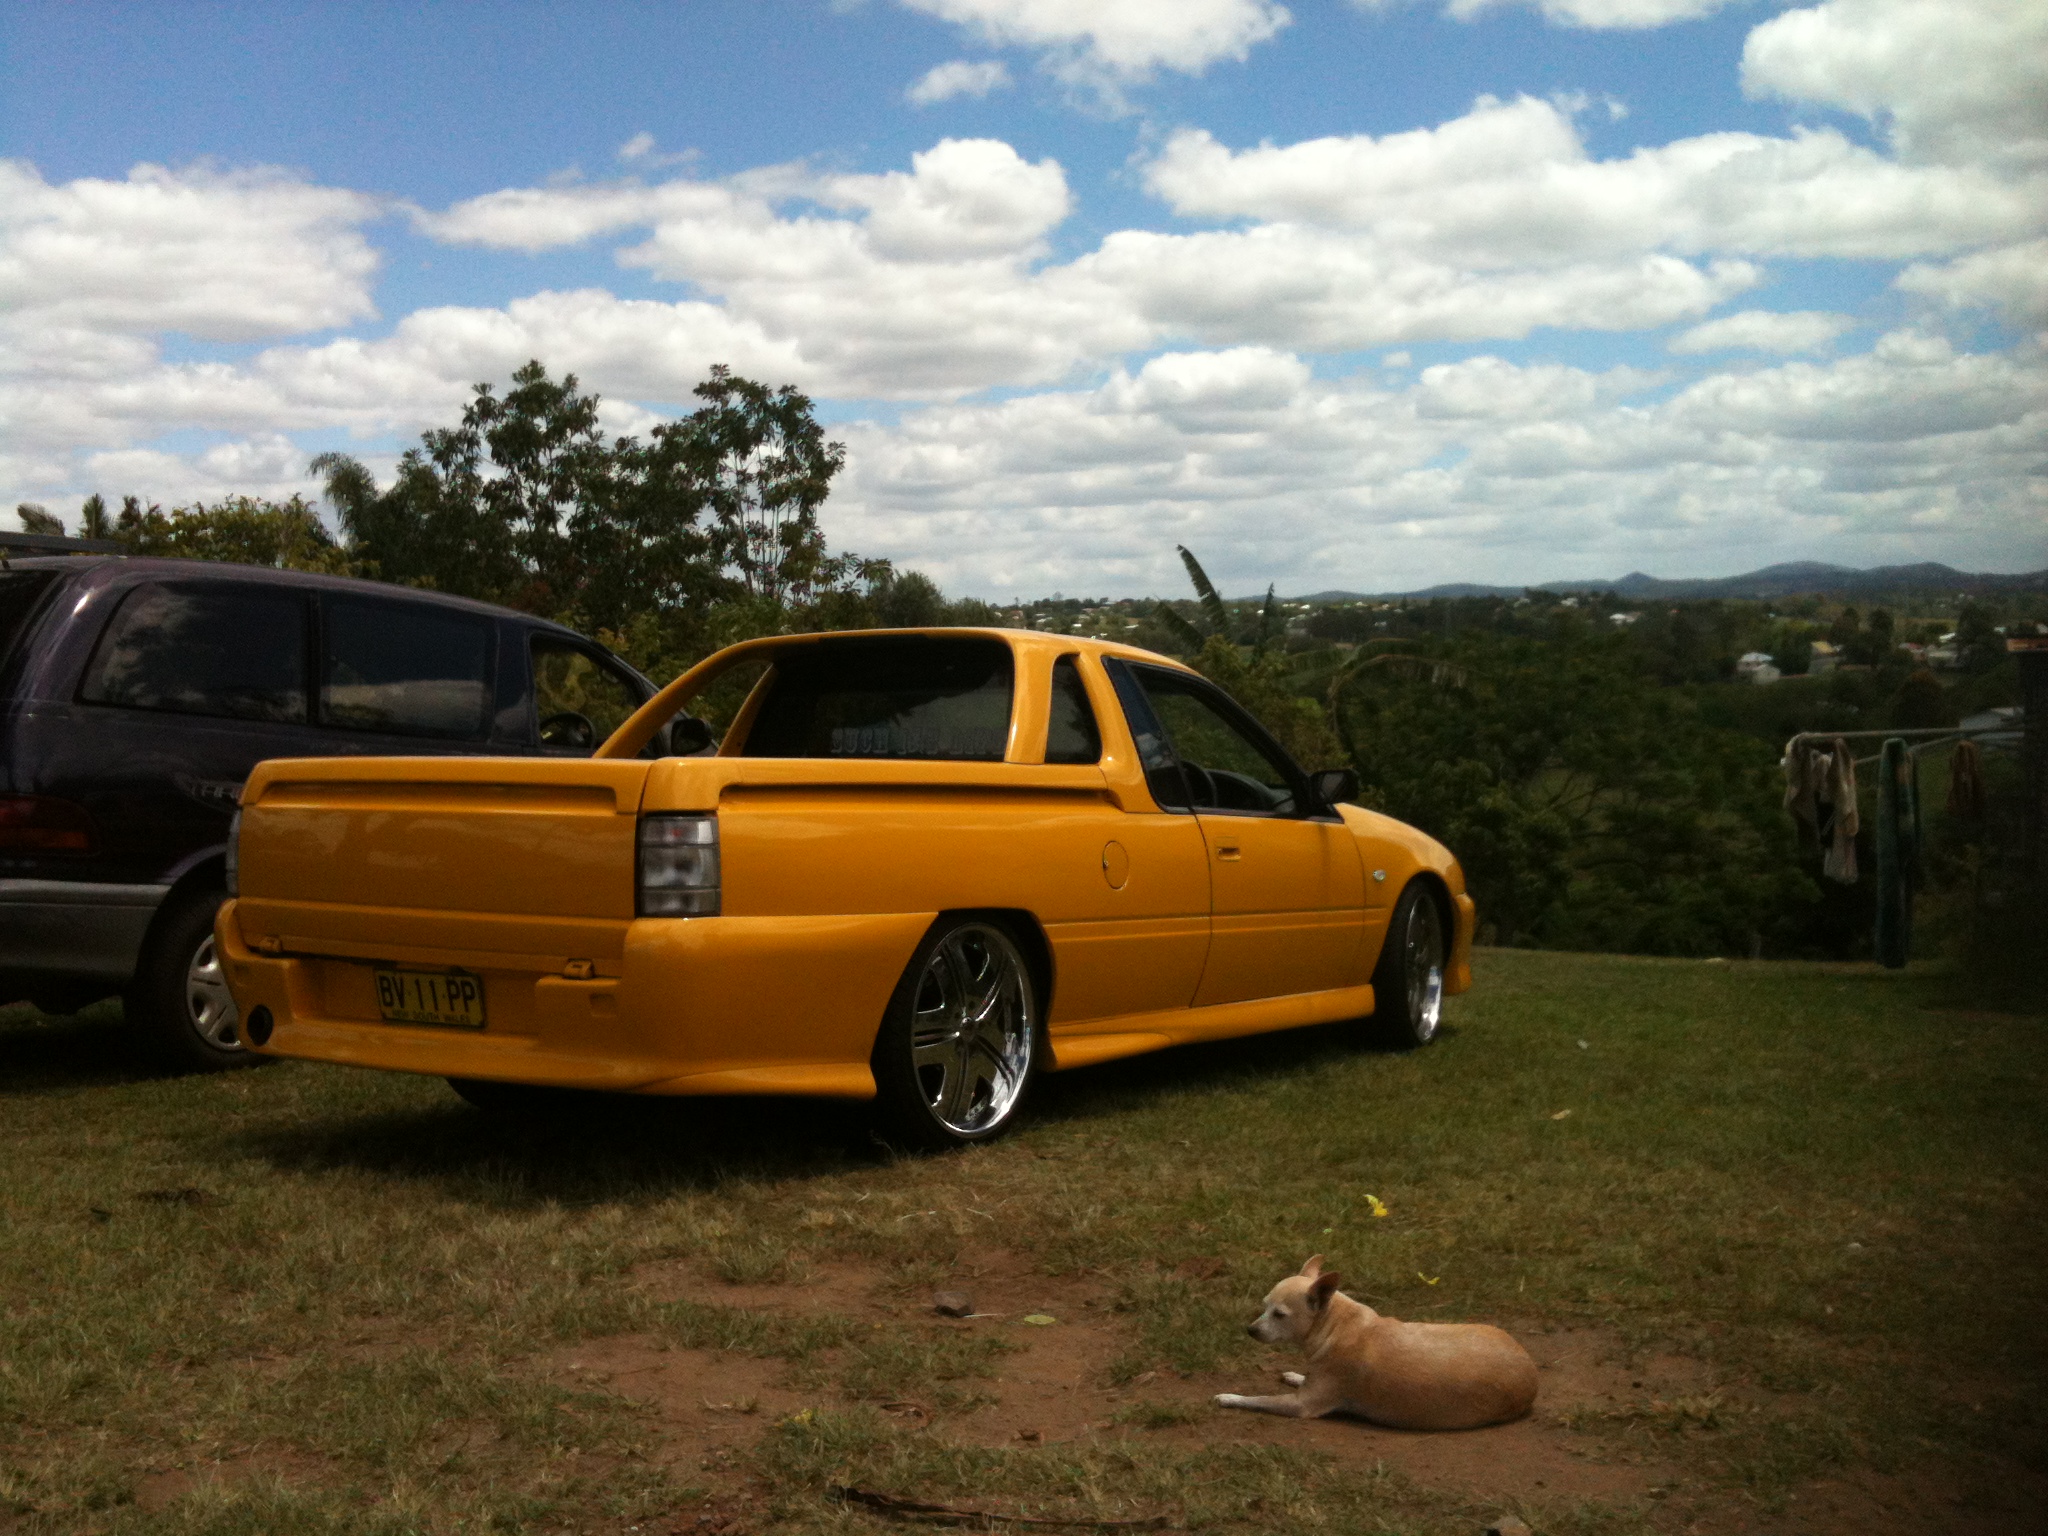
[214,899,927,1098]
[0,878,168,982]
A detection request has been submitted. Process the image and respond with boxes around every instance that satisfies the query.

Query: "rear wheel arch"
[868,907,1050,1150]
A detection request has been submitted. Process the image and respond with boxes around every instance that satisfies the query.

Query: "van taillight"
[0,795,95,854]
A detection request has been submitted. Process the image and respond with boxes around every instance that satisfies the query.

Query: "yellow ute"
[218,629,1474,1145]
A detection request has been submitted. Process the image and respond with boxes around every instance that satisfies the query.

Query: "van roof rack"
[0,530,124,565]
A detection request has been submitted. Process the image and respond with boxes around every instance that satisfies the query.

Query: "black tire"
[870,915,1042,1151]
[127,884,255,1072]
[1366,884,1446,1050]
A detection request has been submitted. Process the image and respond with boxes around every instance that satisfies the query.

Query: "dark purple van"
[0,555,663,1070]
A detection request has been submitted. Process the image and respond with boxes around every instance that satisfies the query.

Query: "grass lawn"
[2,950,2043,1535]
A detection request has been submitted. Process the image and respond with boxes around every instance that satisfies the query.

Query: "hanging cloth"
[1821,737,1860,884]
[1947,739,1986,820]
[1783,737,1830,852]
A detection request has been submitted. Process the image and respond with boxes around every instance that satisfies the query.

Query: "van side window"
[321,596,492,739]
[532,637,641,753]
[80,582,308,723]
[1044,656,1102,764]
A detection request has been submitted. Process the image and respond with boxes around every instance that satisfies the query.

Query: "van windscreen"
[741,637,1013,761]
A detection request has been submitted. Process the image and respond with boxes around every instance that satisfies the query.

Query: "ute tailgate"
[232,757,653,967]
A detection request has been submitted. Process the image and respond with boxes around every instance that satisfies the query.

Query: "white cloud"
[0,159,382,342]
[1443,0,1738,30]
[906,59,1013,105]
[1743,0,2048,167]
[618,131,658,162]
[828,336,2048,595]
[897,0,1290,78]
[1144,99,2046,261]
[1897,239,2048,330]
[817,138,1070,259]
[1670,309,1856,354]
[1077,226,1759,348]
[416,179,735,253]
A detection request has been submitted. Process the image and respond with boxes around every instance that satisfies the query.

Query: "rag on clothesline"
[1946,739,1986,821]
[1783,736,1860,883]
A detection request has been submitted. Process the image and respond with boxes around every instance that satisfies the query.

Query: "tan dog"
[1214,1256,1538,1430]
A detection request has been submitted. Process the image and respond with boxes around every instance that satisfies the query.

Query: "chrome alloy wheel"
[185,932,243,1052]
[1404,896,1445,1043]
[908,923,1035,1137]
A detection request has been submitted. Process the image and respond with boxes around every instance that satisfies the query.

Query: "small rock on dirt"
[1485,1518,1532,1536]
[933,1290,975,1317]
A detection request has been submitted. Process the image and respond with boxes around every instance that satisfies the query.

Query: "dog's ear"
[1300,1254,1324,1279]
[1308,1271,1342,1311]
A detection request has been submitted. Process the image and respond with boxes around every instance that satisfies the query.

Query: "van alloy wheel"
[130,885,258,1072]
[185,933,242,1052]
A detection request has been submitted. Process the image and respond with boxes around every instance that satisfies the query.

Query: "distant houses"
[1736,651,1782,685]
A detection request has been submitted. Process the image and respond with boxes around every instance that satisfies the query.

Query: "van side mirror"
[1310,768,1358,808]
[670,716,716,756]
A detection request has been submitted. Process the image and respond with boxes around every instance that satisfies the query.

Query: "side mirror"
[1310,768,1358,808]
[670,716,716,756]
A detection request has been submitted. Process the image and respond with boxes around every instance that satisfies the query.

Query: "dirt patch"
[533,1255,2040,1533]
[565,1256,1686,1504]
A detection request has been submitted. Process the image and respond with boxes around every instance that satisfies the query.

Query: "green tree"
[1336,630,1813,952]
[681,365,849,605]
[15,503,62,535]
[78,494,112,540]
[314,360,851,636]
[111,495,355,573]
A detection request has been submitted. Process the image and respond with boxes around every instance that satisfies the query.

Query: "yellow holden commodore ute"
[218,630,1475,1147]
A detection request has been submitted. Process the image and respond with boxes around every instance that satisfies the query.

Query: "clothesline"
[1783,721,2019,771]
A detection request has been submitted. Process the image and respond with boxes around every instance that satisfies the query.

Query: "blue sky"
[3,0,2043,597]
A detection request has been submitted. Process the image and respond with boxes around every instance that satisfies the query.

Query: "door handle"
[1215,842,1241,861]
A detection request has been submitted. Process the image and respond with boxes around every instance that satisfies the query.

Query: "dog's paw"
[1213,1393,1247,1409]
[1280,1371,1306,1387]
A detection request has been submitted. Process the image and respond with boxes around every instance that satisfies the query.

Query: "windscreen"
[740,636,1013,760]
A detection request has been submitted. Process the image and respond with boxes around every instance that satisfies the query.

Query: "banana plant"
[1153,545,1284,656]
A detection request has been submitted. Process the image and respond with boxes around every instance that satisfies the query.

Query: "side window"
[1105,659,1189,811]
[1044,655,1102,765]
[80,582,308,723]
[532,637,643,753]
[742,636,1013,760]
[321,596,492,739]
[1130,666,1300,816]
[0,570,56,672]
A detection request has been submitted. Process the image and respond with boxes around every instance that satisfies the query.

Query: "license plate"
[373,968,486,1029]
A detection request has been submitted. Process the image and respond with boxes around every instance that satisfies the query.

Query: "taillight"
[638,814,719,916]
[0,795,95,855]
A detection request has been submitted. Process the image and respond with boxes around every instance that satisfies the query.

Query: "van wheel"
[1367,885,1445,1050]
[129,885,253,1072]
[871,916,1041,1150]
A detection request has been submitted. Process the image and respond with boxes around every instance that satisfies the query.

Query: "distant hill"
[1285,562,2048,604]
